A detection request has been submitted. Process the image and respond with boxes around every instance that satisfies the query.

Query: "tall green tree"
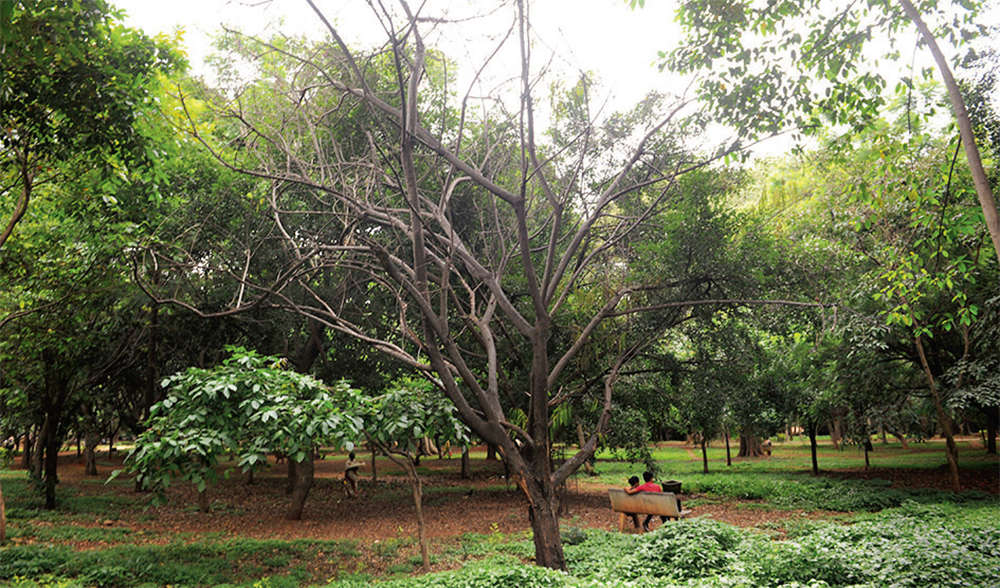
[663,0,1000,266]
[0,0,179,250]
[0,0,180,509]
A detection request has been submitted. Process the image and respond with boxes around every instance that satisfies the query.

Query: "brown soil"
[33,449,1000,546]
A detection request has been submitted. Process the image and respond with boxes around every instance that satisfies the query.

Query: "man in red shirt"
[626,471,662,495]
[625,471,667,531]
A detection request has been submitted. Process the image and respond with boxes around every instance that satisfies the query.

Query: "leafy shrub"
[593,520,746,583]
[560,507,1000,588]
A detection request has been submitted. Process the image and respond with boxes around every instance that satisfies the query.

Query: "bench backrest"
[608,488,681,517]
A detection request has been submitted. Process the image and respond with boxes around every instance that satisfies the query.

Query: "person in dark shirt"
[623,475,642,529]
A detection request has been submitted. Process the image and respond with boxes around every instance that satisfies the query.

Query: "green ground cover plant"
[0,438,994,586]
[324,502,1000,588]
[0,537,361,587]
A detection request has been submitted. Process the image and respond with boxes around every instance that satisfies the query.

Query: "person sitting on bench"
[626,471,668,531]
[623,475,643,529]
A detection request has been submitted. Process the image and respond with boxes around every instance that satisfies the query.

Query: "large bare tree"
[146,0,776,568]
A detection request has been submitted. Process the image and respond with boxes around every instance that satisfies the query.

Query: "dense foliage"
[312,503,1000,588]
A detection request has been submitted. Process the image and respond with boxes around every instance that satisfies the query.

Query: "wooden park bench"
[608,488,691,532]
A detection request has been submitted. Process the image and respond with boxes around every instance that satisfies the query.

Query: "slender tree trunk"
[31,421,45,480]
[808,420,819,475]
[486,443,498,461]
[40,355,68,510]
[0,479,5,544]
[43,426,62,510]
[460,445,470,479]
[404,461,429,570]
[0,478,5,544]
[287,455,314,520]
[197,488,210,513]
[370,446,378,482]
[0,155,31,250]
[898,0,1000,267]
[724,427,732,467]
[915,335,961,492]
[21,429,32,469]
[700,436,709,473]
[576,423,596,476]
[84,431,99,476]
[986,406,997,455]
[145,270,161,419]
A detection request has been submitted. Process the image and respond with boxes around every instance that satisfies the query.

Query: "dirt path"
[27,451,995,547]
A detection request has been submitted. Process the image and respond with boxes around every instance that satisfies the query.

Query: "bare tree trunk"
[197,488,210,513]
[915,335,961,492]
[724,427,732,467]
[700,436,709,473]
[31,421,45,480]
[898,0,1000,267]
[738,433,764,457]
[460,445,470,479]
[404,461,429,570]
[0,479,5,544]
[84,431,99,476]
[144,270,162,419]
[525,482,564,569]
[41,359,68,510]
[576,423,596,475]
[45,419,62,510]
[286,455,314,520]
[370,446,378,482]
[808,420,819,475]
[21,429,32,469]
[830,416,844,450]
[986,406,998,455]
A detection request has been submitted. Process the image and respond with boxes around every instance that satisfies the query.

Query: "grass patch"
[0,537,365,586]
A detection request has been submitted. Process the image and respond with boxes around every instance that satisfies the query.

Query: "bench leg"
[618,513,626,533]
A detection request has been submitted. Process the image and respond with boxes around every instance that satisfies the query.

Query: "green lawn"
[1,438,997,586]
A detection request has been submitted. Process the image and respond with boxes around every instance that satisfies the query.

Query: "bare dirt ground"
[37,445,999,547]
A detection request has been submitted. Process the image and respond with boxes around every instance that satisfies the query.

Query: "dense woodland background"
[1,0,998,578]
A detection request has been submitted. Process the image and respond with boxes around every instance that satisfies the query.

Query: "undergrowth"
[321,501,1000,588]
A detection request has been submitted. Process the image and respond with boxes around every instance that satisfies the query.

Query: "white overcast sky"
[112,0,996,158]
[114,0,682,110]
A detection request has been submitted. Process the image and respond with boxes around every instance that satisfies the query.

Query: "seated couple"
[623,471,681,532]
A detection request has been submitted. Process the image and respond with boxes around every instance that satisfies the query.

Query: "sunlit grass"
[580,436,997,493]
